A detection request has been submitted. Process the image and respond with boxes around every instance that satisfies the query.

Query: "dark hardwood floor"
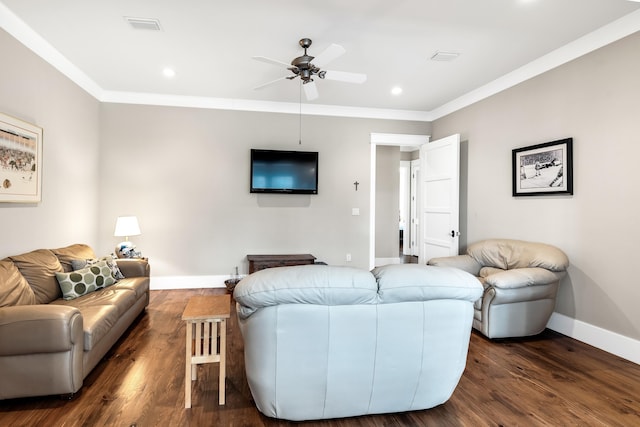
[400,255,418,264]
[1,288,639,426]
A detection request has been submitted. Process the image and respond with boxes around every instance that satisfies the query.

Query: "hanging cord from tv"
[298,80,302,145]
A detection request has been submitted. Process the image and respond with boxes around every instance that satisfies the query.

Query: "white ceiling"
[1,0,639,121]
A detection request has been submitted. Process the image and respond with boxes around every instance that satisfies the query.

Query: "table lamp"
[114,216,141,258]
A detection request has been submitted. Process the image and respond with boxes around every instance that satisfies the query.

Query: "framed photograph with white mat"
[0,113,43,203]
[512,138,573,197]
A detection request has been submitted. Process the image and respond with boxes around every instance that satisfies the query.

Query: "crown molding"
[0,2,103,99]
[2,3,638,123]
[99,90,433,121]
[370,133,429,145]
[430,9,640,120]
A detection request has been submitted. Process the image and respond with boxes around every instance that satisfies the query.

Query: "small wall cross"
[354,181,359,191]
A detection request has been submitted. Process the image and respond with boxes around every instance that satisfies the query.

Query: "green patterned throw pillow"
[56,260,117,300]
[71,255,125,279]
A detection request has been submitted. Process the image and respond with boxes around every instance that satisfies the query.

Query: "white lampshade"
[114,216,141,238]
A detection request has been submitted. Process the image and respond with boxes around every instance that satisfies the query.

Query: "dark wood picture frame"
[512,138,573,197]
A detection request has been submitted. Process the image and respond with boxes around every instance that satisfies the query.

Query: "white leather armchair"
[428,239,569,339]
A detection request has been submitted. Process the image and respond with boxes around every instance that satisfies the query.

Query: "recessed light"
[163,68,176,78]
[391,86,403,95]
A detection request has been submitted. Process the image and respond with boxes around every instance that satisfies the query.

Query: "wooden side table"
[247,254,316,273]
[182,294,230,408]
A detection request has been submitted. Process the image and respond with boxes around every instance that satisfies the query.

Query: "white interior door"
[418,134,460,263]
[399,161,411,256]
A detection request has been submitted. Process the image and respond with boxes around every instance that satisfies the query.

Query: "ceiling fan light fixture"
[253,38,367,101]
[300,69,312,81]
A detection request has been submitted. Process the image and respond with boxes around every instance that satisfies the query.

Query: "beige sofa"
[0,244,150,399]
[428,239,569,339]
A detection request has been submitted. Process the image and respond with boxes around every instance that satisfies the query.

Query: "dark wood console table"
[247,254,316,274]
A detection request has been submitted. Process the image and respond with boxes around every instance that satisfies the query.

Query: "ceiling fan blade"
[253,76,288,90]
[303,81,319,101]
[252,56,291,68]
[322,70,367,84]
[311,44,346,68]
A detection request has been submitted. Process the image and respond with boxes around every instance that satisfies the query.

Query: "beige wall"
[0,24,429,276]
[97,104,429,275]
[0,27,430,274]
[0,25,430,277]
[432,32,640,341]
[0,29,101,258]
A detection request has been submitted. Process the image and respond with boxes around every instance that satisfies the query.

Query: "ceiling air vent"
[124,17,162,31]
[430,51,460,62]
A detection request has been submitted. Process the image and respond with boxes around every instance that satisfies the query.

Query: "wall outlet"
[346,253,352,262]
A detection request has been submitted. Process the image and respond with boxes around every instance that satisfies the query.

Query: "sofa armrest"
[0,305,83,356]
[484,267,565,289]
[427,255,482,276]
[115,258,150,278]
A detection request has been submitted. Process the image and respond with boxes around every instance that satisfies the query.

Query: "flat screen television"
[250,149,318,194]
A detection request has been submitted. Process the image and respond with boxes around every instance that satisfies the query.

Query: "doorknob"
[450,230,460,237]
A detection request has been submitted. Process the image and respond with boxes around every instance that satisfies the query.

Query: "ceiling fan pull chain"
[299,80,302,145]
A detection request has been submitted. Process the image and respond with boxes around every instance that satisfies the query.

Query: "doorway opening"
[370,133,463,269]
[369,133,429,269]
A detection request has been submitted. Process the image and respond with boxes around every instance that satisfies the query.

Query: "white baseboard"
[150,275,228,290]
[547,312,640,365]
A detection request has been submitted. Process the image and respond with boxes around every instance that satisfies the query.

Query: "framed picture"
[512,138,573,197]
[0,113,43,203]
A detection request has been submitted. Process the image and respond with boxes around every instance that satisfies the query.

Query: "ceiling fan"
[253,38,367,101]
